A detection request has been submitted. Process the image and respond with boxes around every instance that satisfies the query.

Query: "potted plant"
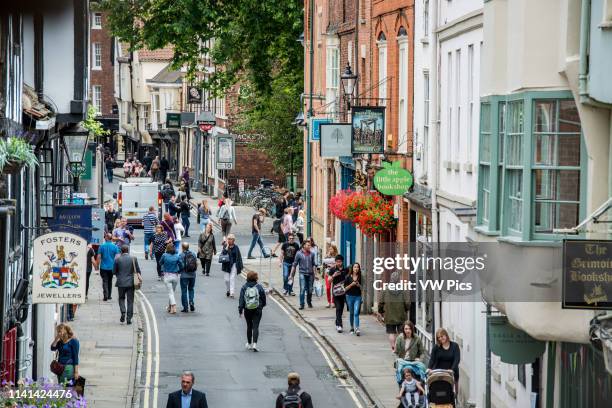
[0,136,39,175]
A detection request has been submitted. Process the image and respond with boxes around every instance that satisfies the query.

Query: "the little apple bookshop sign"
[32,232,87,304]
[373,161,413,196]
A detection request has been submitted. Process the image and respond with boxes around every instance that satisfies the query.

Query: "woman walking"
[149,225,171,280]
[160,243,183,314]
[217,198,238,240]
[322,243,339,308]
[50,323,80,385]
[173,217,185,252]
[198,223,217,276]
[379,272,411,350]
[160,213,177,246]
[198,200,212,232]
[238,271,267,352]
[395,321,425,361]
[428,328,461,385]
[295,210,305,244]
[344,263,363,336]
[220,234,243,298]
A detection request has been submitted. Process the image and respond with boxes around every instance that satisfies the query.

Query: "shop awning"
[140,130,153,145]
[404,190,432,209]
[126,132,140,142]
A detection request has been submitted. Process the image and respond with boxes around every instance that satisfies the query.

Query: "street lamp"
[340,62,358,109]
[61,124,90,194]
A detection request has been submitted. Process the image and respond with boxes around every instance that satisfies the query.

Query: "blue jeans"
[200,218,209,232]
[346,295,362,329]
[180,277,195,310]
[182,216,190,236]
[282,262,294,293]
[248,232,264,257]
[106,168,113,182]
[299,274,313,308]
[144,232,153,254]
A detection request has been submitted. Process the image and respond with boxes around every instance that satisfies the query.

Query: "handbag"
[74,376,86,396]
[314,280,323,297]
[218,252,230,264]
[332,282,346,297]
[50,352,65,376]
[132,258,142,290]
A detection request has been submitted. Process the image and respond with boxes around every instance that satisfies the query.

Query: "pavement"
[188,189,400,408]
[69,270,139,408]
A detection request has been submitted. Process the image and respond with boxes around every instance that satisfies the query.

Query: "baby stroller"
[426,369,455,407]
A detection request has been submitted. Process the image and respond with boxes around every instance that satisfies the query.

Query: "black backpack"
[280,389,303,408]
[184,251,198,273]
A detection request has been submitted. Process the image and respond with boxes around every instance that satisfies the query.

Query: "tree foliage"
[100,0,304,174]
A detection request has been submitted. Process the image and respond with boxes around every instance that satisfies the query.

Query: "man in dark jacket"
[112,245,141,325]
[166,371,208,408]
[275,372,313,408]
[159,156,170,182]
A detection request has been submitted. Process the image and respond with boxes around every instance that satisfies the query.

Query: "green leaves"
[0,136,39,173]
[83,105,111,138]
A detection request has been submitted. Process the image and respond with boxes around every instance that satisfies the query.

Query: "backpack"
[280,390,303,408]
[162,186,173,200]
[244,285,260,310]
[219,205,231,221]
[184,251,198,273]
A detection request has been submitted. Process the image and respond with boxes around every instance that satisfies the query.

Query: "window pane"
[507,134,523,166]
[534,202,580,232]
[534,169,580,202]
[507,169,523,231]
[480,166,490,222]
[481,133,490,162]
[498,102,506,164]
[535,100,557,132]
[534,134,580,166]
[508,101,524,133]
[481,103,491,132]
[559,100,581,133]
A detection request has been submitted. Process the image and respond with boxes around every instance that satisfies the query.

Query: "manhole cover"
[263,365,292,379]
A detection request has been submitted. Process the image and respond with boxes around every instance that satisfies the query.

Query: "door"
[340,165,356,264]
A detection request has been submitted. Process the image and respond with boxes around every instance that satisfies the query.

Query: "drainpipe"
[578,0,591,103]
[430,0,440,336]
[306,0,315,237]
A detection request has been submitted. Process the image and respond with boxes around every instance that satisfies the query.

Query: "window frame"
[476,91,587,242]
[92,42,102,70]
[92,85,102,115]
[92,13,102,29]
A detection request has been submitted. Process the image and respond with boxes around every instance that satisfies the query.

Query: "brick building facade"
[89,11,115,116]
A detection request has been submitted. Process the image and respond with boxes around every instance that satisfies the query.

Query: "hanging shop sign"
[187,86,203,104]
[90,207,105,245]
[48,205,93,243]
[373,161,413,195]
[351,106,385,154]
[488,315,545,364]
[320,123,352,158]
[166,113,181,128]
[562,239,612,310]
[309,118,331,142]
[216,134,235,170]
[32,232,87,304]
[196,111,216,132]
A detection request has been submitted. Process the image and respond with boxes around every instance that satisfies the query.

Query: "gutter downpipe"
[430,0,440,337]
[306,0,315,237]
[578,0,591,105]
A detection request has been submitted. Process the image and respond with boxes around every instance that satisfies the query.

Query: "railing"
[415,324,434,359]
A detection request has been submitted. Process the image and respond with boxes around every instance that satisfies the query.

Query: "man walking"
[151,155,161,181]
[179,242,198,313]
[275,372,314,408]
[166,371,208,408]
[159,156,170,183]
[179,197,191,237]
[142,206,159,260]
[247,208,268,259]
[104,156,114,183]
[112,218,134,248]
[112,245,141,325]
[280,233,300,296]
[97,234,120,301]
[290,241,317,310]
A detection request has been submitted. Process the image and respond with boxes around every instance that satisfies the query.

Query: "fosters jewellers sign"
[32,232,87,304]
[563,239,612,310]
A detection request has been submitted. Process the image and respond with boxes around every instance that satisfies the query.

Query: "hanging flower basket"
[329,189,355,221]
[354,200,396,237]
[0,137,38,175]
[1,160,25,175]
[329,190,396,236]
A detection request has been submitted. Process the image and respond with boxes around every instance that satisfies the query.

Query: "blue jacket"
[160,252,183,273]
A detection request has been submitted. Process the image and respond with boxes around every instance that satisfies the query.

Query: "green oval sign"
[373,161,413,196]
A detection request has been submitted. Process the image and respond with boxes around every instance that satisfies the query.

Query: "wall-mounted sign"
[320,123,352,158]
[187,86,203,104]
[488,315,545,364]
[48,205,93,243]
[216,135,235,170]
[563,239,612,310]
[373,161,413,195]
[309,118,331,142]
[166,113,181,128]
[90,208,105,245]
[351,106,385,154]
[196,111,216,132]
[32,232,87,304]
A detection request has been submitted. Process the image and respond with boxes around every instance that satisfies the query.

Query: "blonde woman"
[294,209,305,244]
[50,323,80,384]
[198,199,212,232]
[428,327,461,385]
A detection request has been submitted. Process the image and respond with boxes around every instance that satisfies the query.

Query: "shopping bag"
[314,280,323,297]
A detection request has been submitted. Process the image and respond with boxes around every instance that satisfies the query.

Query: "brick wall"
[90,12,115,116]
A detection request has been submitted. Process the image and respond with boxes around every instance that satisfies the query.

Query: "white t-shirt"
[174,223,185,241]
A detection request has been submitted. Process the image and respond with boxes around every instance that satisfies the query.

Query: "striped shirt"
[142,212,159,233]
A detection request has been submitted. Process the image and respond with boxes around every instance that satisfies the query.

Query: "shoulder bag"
[132,257,142,290]
[218,248,231,264]
[50,351,65,376]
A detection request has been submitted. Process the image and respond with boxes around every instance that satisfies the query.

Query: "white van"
[118,178,163,226]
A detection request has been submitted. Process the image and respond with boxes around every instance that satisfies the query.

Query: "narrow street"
[104,179,360,407]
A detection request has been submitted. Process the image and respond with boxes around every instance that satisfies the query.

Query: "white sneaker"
[336,326,343,333]
[245,343,252,350]
[252,342,258,352]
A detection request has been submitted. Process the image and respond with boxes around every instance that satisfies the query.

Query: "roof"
[138,46,174,62]
[147,64,184,84]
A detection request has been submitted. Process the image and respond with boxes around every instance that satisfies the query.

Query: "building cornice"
[437,8,483,42]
